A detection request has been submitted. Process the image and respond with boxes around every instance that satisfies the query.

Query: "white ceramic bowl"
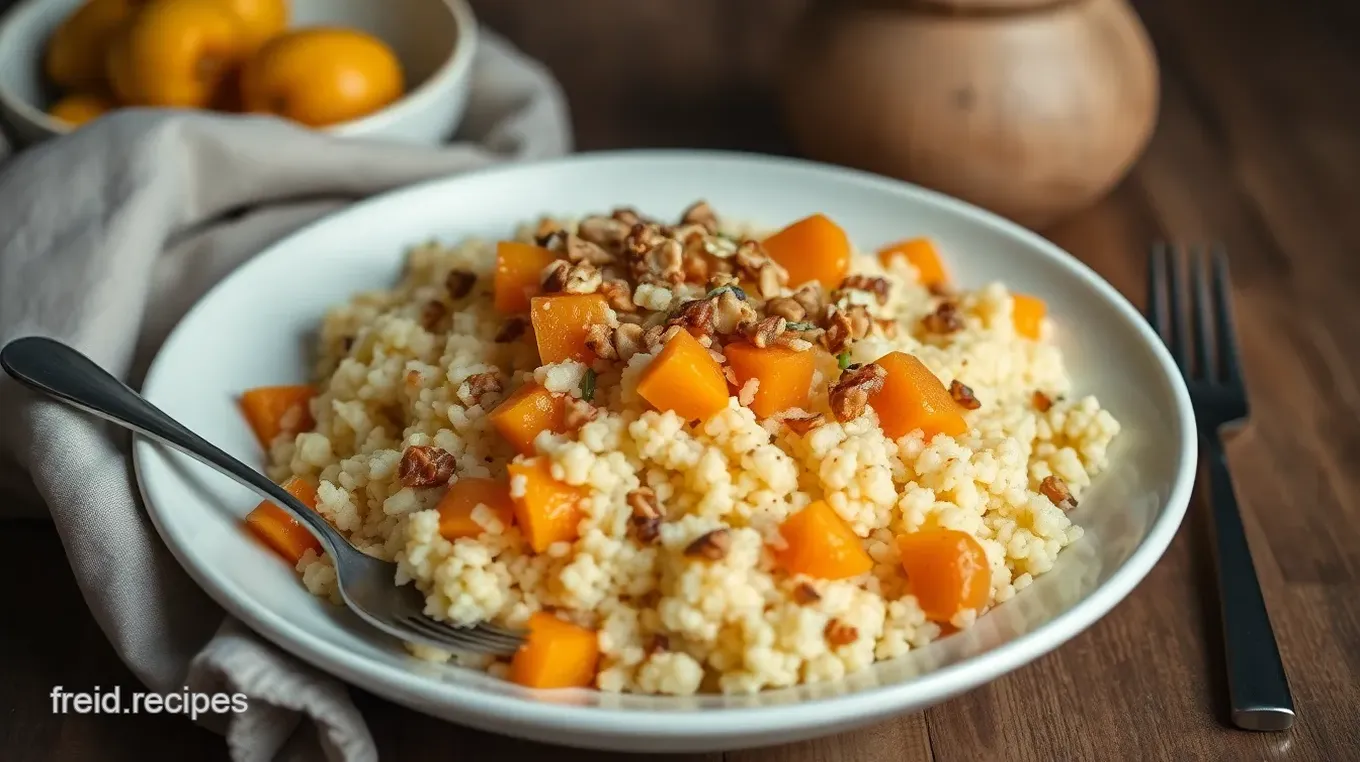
[0,0,476,146]
[133,151,1196,752]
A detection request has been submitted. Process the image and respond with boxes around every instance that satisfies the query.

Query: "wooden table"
[4,0,1359,759]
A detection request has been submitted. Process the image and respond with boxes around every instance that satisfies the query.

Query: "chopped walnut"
[928,283,955,298]
[949,380,981,410]
[840,275,891,305]
[1032,391,1054,412]
[584,323,619,361]
[398,445,456,488]
[495,317,528,343]
[747,315,787,349]
[829,363,887,422]
[613,323,646,361]
[533,217,564,246]
[597,278,635,313]
[1040,475,1078,511]
[459,372,502,407]
[875,318,899,339]
[563,397,599,429]
[756,263,785,299]
[684,529,731,560]
[792,583,821,605]
[792,284,825,323]
[681,245,710,283]
[668,298,716,337]
[445,270,476,299]
[577,215,632,251]
[404,369,423,388]
[628,487,663,543]
[612,207,645,226]
[642,324,685,353]
[712,290,757,335]
[824,619,859,647]
[707,272,741,291]
[766,296,806,322]
[722,365,738,386]
[782,412,826,436]
[420,301,447,331]
[732,241,788,299]
[548,260,603,294]
[822,305,872,353]
[563,233,615,266]
[679,200,718,233]
[922,301,964,334]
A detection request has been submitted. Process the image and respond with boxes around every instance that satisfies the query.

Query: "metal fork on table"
[1147,243,1295,731]
[0,336,524,657]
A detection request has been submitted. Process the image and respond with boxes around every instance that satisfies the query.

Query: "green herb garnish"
[580,368,597,402]
[786,321,817,332]
[837,351,851,370]
[705,284,748,301]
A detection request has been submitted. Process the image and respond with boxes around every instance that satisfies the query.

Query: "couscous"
[240,202,1120,695]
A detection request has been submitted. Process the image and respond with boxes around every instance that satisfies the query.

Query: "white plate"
[134,151,1196,752]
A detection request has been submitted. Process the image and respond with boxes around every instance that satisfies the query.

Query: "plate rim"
[133,148,1197,744]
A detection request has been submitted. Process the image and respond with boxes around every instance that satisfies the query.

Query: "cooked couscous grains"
[261,203,1120,695]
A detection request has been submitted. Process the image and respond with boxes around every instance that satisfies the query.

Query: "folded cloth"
[0,30,571,762]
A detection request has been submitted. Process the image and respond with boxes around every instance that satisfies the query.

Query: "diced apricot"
[508,458,586,553]
[495,241,558,314]
[530,294,612,365]
[896,529,991,622]
[868,352,967,440]
[1012,294,1047,340]
[723,341,816,418]
[489,382,567,455]
[636,330,729,422]
[773,500,873,580]
[245,476,321,564]
[761,213,851,288]
[436,477,517,541]
[509,611,600,689]
[877,237,948,288]
[239,385,314,448]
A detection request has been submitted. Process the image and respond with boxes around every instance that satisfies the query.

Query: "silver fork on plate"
[1147,243,1295,731]
[1,336,524,656]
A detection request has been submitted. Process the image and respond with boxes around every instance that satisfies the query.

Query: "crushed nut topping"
[792,284,825,323]
[840,275,891,305]
[782,412,826,436]
[612,207,646,226]
[563,397,599,429]
[627,487,663,543]
[829,363,887,422]
[713,289,757,335]
[584,323,619,361]
[747,315,787,349]
[445,270,477,299]
[766,296,806,322]
[645,633,670,655]
[707,272,741,291]
[404,369,423,388]
[420,301,447,331]
[822,304,872,353]
[679,200,718,233]
[398,445,456,488]
[541,259,603,295]
[563,233,615,265]
[577,215,631,251]
[1032,391,1054,412]
[922,301,964,334]
[495,317,528,343]
[668,298,717,337]
[875,318,899,339]
[533,217,564,246]
[1039,475,1078,511]
[684,529,731,560]
[613,323,646,362]
[793,583,822,605]
[949,380,981,410]
[459,372,502,407]
[824,619,859,647]
[595,278,634,313]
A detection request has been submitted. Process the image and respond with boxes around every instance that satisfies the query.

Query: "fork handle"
[0,336,348,557]
[1202,434,1296,731]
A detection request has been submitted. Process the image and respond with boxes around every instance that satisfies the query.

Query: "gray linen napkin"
[0,30,570,762]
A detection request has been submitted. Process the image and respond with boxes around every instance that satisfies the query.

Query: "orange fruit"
[240,27,403,127]
[106,0,250,108]
[45,0,140,91]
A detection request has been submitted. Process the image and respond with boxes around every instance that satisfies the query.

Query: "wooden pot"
[779,0,1160,229]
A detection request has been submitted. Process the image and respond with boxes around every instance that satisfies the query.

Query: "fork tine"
[1190,245,1217,382]
[1211,245,1243,385]
[1167,245,1193,374]
[401,616,521,655]
[1148,242,1169,338]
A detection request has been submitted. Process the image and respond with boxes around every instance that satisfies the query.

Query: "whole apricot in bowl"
[106,0,251,108]
[216,0,286,52]
[240,27,403,128]
[44,0,138,91]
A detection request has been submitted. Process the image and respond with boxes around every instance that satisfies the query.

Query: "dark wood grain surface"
[3,0,1359,759]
